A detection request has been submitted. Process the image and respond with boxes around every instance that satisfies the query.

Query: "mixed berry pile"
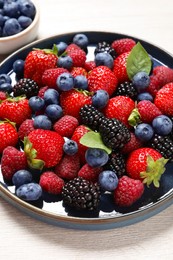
[1,33,173,217]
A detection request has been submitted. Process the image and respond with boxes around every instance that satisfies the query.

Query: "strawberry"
[103,95,135,127]
[114,176,144,207]
[39,171,64,195]
[113,52,130,83]
[66,44,86,67]
[126,147,168,187]
[84,61,96,72]
[70,67,88,77]
[53,115,79,138]
[1,146,27,181]
[0,121,18,153]
[60,89,92,120]
[111,38,136,55]
[88,66,118,96]
[42,68,68,88]
[55,154,80,180]
[0,97,32,126]
[25,129,64,169]
[121,132,143,154]
[18,119,34,141]
[78,163,102,182]
[24,47,58,86]
[0,91,7,101]
[66,43,81,52]
[154,82,173,116]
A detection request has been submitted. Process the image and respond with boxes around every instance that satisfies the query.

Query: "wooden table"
[1,0,173,259]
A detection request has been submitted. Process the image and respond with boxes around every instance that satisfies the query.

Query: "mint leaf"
[80,131,112,154]
[126,42,152,80]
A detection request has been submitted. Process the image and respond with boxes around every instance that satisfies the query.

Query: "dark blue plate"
[0,31,173,230]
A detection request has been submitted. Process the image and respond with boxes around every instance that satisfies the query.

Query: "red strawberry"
[66,45,86,67]
[70,67,88,77]
[0,97,32,126]
[154,82,173,116]
[18,119,34,141]
[42,68,68,88]
[26,129,64,169]
[103,96,135,127]
[38,86,49,98]
[24,48,58,86]
[113,52,130,83]
[121,132,143,154]
[114,176,144,207]
[0,121,18,153]
[0,91,7,101]
[60,89,92,120]
[1,146,27,181]
[53,115,79,138]
[84,61,96,72]
[55,154,80,180]
[111,38,136,56]
[39,171,64,195]
[78,164,102,182]
[88,66,118,96]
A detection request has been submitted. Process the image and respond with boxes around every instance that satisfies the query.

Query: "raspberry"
[53,115,79,138]
[39,171,64,195]
[78,164,103,182]
[38,86,49,98]
[67,46,86,67]
[18,119,34,141]
[0,91,7,101]
[84,61,96,72]
[121,132,143,154]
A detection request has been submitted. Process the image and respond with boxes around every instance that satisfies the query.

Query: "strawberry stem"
[128,108,141,127]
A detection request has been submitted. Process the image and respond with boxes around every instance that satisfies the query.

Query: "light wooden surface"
[1,0,173,259]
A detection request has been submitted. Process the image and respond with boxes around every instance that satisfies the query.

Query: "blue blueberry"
[33,115,52,130]
[85,148,109,168]
[56,72,75,91]
[56,41,67,55]
[0,14,5,26]
[3,1,19,18]
[98,170,118,192]
[137,92,153,102]
[45,104,63,121]
[135,123,154,142]
[29,96,45,112]
[57,56,73,70]
[3,18,22,36]
[0,73,11,85]
[63,139,78,155]
[95,52,114,69]
[73,33,89,49]
[92,89,109,109]
[12,169,32,188]
[0,0,4,9]
[13,59,25,76]
[74,75,88,90]
[0,82,12,93]
[16,183,42,201]
[152,115,173,136]
[18,0,36,18]
[18,15,32,29]
[44,89,59,105]
[132,71,150,92]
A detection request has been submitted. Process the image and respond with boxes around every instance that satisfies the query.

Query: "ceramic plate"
[0,31,173,230]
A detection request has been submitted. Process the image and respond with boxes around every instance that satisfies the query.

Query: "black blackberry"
[99,118,131,149]
[114,82,138,100]
[13,78,39,98]
[104,152,126,178]
[94,41,117,59]
[79,104,105,131]
[62,177,100,211]
[149,134,173,160]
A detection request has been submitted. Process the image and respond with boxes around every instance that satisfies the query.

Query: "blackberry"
[104,152,126,178]
[114,82,138,100]
[94,41,117,59]
[149,134,173,160]
[13,78,39,98]
[62,177,100,211]
[79,104,105,131]
[99,118,131,149]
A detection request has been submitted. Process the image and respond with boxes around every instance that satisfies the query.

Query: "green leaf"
[80,131,112,154]
[126,42,152,80]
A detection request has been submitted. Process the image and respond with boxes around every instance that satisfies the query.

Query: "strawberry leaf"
[126,42,152,80]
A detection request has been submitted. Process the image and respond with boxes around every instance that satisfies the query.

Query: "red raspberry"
[38,86,49,98]
[78,164,103,182]
[53,115,79,138]
[84,61,96,72]
[114,176,144,207]
[0,91,7,101]
[66,43,81,52]
[137,100,162,123]
[66,44,86,67]
[18,119,34,141]
[121,132,143,154]
[42,68,68,88]
[111,38,136,55]
[39,171,64,195]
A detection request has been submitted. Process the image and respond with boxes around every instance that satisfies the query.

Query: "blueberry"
[29,96,45,111]
[18,0,36,18]
[85,148,109,168]
[0,73,11,85]
[137,92,153,102]
[57,56,73,70]
[13,59,25,76]
[44,89,59,105]
[0,0,4,9]
[3,18,22,36]
[152,115,173,136]
[0,14,5,26]
[56,41,67,55]
[0,9,4,16]
[99,170,118,192]
[45,104,63,121]
[73,33,89,49]
[0,82,12,93]
[16,183,42,201]
[92,89,109,109]
[18,15,32,29]
[3,1,19,18]
[56,72,75,91]
[63,139,78,155]
[95,52,114,69]
[132,71,150,92]
[12,170,32,188]
[74,75,88,90]
[135,123,154,142]
[33,115,52,130]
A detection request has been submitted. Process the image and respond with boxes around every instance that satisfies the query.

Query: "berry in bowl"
[0,0,39,54]
[0,31,173,230]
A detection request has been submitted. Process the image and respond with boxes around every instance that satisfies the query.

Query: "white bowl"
[0,1,40,55]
